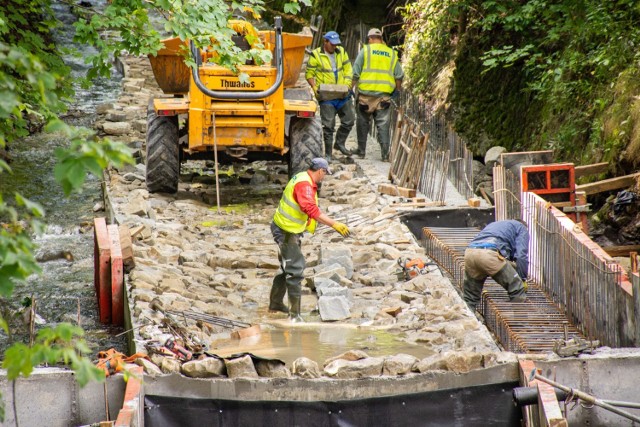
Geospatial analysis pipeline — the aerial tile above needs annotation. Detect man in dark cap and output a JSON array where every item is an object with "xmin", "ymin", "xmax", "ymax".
[
  {"xmin": 305, "ymin": 30, "xmax": 356, "ymax": 160},
  {"xmin": 270, "ymin": 157, "xmax": 351, "ymax": 322}
]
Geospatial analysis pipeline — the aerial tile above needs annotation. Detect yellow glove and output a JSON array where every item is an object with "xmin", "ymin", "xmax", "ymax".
[
  {"xmin": 522, "ymin": 280, "xmax": 528, "ymax": 293},
  {"xmin": 332, "ymin": 222, "xmax": 350, "ymax": 237}
]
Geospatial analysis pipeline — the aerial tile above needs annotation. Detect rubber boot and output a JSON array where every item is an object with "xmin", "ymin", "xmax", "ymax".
[
  {"xmin": 324, "ymin": 140, "xmax": 332, "ymax": 161},
  {"xmin": 463, "ymin": 273, "xmax": 486, "ymax": 312},
  {"xmin": 334, "ymin": 143, "xmax": 352, "ymax": 155},
  {"xmin": 288, "ymin": 294, "xmax": 304, "ymax": 323},
  {"xmin": 269, "ymin": 269, "xmax": 289, "ymax": 313},
  {"xmin": 492, "ymin": 264, "xmax": 527, "ymax": 302},
  {"xmin": 381, "ymin": 143, "xmax": 390, "ymax": 161}
]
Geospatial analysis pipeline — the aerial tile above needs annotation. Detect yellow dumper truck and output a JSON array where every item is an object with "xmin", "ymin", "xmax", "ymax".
[{"xmin": 146, "ymin": 17, "xmax": 321, "ymax": 193}]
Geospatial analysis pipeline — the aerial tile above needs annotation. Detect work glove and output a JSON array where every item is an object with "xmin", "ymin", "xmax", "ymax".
[
  {"xmin": 332, "ymin": 222, "xmax": 351, "ymax": 237},
  {"xmin": 522, "ymin": 279, "xmax": 528, "ymax": 293},
  {"xmin": 391, "ymin": 89, "xmax": 400, "ymax": 101}
]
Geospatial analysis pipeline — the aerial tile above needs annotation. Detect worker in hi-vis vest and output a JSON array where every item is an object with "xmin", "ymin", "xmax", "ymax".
[
  {"xmin": 270, "ymin": 158, "xmax": 350, "ymax": 322},
  {"xmin": 351, "ymin": 28, "xmax": 404, "ymax": 161},
  {"xmin": 306, "ymin": 31, "xmax": 356, "ymax": 160}
]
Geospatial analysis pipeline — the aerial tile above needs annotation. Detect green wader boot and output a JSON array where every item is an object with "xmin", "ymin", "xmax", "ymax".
[
  {"xmin": 288, "ymin": 294, "xmax": 304, "ymax": 323},
  {"xmin": 492, "ymin": 263, "xmax": 527, "ymax": 302},
  {"xmin": 463, "ymin": 273, "xmax": 486, "ymax": 312}
]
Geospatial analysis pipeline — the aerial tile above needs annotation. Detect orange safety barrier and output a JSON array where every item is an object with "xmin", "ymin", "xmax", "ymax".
[
  {"xmin": 93, "ymin": 218, "xmax": 125, "ymax": 326},
  {"xmin": 107, "ymin": 224, "xmax": 124, "ymax": 326},
  {"xmin": 94, "ymin": 217, "xmax": 112, "ymax": 324}
]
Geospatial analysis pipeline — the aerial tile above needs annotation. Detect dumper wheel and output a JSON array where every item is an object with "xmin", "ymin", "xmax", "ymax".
[
  {"xmin": 146, "ymin": 101, "xmax": 179, "ymax": 193},
  {"xmin": 288, "ymin": 116, "xmax": 323, "ymax": 177}
]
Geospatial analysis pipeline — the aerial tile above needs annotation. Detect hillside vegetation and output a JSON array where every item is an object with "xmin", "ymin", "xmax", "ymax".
[{"xmin": 402, "ymin": 0, "xmax": 640, "ymax": 174}]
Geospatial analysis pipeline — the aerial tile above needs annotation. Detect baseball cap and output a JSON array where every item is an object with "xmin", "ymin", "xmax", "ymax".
[
  {"xmin": 323, "ymin": 31, "xmax": 342, "ymax": 45},
  {"xmin": 310, "ymin": 157, "xmax": 333, "ymax": 175},
  {"xmin": 367, "ymin": 28, "xmax": 382, "ymax": 37}
]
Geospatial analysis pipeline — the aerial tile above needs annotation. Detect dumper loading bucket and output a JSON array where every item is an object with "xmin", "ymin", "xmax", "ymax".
[
  {"xmin": 260, "ymin": 31, "xmax": 313, "ymax": 88},
  {"xmin": 148, "ymin": 37, "xmax": 191, "ymax": 94},
  {"xmin": 148, "ymin": 29, "xmax": 313, "ymax": 95}
]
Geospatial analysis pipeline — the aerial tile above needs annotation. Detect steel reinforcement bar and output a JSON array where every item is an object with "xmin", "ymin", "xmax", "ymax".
[
  {"xmin": 390, "ymin": 93, "xmax": 474, "ymax": 201},
  {"xmin": 494, "ymin": 165, "xmax": 639, "ymax": 347},
  {"xmin": 422, "ymin": 226, "xmax": 586, "ymax": 353}
]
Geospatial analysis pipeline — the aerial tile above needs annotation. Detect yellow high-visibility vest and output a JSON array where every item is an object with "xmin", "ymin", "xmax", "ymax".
[
  {"xmin": 305, "ymin": 47, "xmax": 353, "ymax": 86},
  {"xmin": 273, "ymin": 171, "xmax": 318, "ymax": 234},
  {"xmin": 358, "ymin": 43, "xmax": 398, "ymax": 94}
]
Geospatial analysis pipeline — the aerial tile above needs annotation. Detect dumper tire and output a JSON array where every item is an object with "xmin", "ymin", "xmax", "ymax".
[
  {"xmin": 146, "ymin": 101, "xmax": 179, "ymax": 193},
  {"xmin": 288, "ymin": 116, "xmax": 323, "ymax": 177}
]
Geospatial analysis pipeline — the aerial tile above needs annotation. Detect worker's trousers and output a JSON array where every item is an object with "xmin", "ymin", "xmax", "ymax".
[
  {"xmin": 270, "ymin": 222, "xmax": 305, "ymax": 312},
  {"xmin": 320, "ymin": 100, "xmax": 355, "ymax": 157},
  {"xmin": 356, "ymin": 101, "xmax": 391, "ymax": 159},
  {"xmin": 463, "ymin": 248, "xmax": 526, "ymax": 311}
]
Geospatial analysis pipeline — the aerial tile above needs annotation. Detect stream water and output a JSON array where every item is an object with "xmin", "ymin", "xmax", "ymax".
[{"xmin": 0, "ymin": 1, "xmax": 127, "ymax": 355}]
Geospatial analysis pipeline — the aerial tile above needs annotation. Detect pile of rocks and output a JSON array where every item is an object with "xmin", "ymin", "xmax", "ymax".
[
  {"xmin": 138, "ymin": 347, "xmax": 516, "ymax": 380},
  {"xmin": 96, "ymin": 54, "xmax": 508, "ymax": 380}
]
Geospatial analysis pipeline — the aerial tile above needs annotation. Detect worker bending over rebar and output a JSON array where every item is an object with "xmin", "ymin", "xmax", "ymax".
[{"xmin": 463, "ymin": 219, "xmax": 529, "ymax": 311}]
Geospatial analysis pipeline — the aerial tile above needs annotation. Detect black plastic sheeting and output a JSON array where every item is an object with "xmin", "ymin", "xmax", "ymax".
[
  {"xmin": 400, "ymin": 207, "xmax": 495, "ymax": 243},
  {"xmin": 145, "ymin": 381, "xmax": 521, "ymax": 427}
]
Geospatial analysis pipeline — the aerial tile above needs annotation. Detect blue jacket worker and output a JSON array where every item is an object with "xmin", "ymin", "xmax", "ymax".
[{"xmin": 463, "ymin": 220, "xmax": 529, "ymax": 311}]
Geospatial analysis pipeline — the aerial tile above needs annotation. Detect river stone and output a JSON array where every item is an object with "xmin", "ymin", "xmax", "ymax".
[
  {"xmin": 178, "ymin": 250, "xmax": 209, "ymax": 265},
  {"xmin": 324, "ymin": 357, "xmax": 384, "ymax": 378},
  {"xmin": 444, "ymin": 351, "xmax": 484, "ymax": 374},
  {"xmin": 382, "ymin": 353, "xmax": 419, "ymax": 376},
  {"xmin": 105, "ymin": 109, "xmax": 127, "ymax": 122},
  {"xmin": 160, "ymin": 357, "xmax": 182, "ymax": 374},
  {"xmin": 181, "ymin": 357, "xmax": 226, "ymax": 378},
  {"xmin": 225, "ymin": 355, "xmax": 259, "ymax": 378},
  {"xmin": 323, "ymin": 350, "xmax": 369, "ymax": 366},
  {"xmin": 415, "ymin": 354, "xmax": 447, "ymax": 373},
  {"xmin": 102, "ymin": 121, "xmax": 131, "ymax": 135},
  {"xmin": 318, "ymin": 295, "xmax": 350, "ymax": 321},
  {"xmin": 314, "ymin": 263, "xmax": 347, "ymax": 280},
  {"xmin": 291, "ymin": 357, "xmax": 321, "ymax": 379},
  {"xmin": 136, "ymin": 358, "xmax": 163, "ymax": 376},
  {"xmin": 255, "ymin": 359, "xmax": 291, "ymax": 378},
  {"xmin": 96, "ymin": 102, "xmax": 115, "ymax": 114},
  {"xmin": 483, "ymin": 351, "xmax": 518, "ymax": 367},
  {"xmin": 484, "ymin": 146, "xmax": 507, "ymax": 167}
]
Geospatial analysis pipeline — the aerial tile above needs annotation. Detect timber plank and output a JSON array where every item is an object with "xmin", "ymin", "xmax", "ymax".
[
  {"xmin": 576, "ymin": 172, "xmax": 640, "ymax": 195},
  {"xmin": 574, "ymin": 162, "xmax": 608, "ymax": 178},
  {"xmin": 603, "ymin": 245, "xmax": 640, "ymax": 258}
]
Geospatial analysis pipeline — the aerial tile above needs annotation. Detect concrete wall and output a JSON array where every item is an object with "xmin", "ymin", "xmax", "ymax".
[
  {"xmin": 143, "ymin": 363, "xmax": 519, "ymax": 401},
  {"xmin": 536, "ymin": 351, "xmax": 640, "ymax": 426},
  {"xmin": 3, "ymin": 351, "xmax": 640, "ymax": 426},
  {"xmin": 0, "ymin": 368, "xmax": 125, "ymax": 427}
]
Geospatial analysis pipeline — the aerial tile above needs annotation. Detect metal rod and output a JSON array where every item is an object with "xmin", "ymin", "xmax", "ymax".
[{"xmin": 532, "ymin": 372, "xmax": 640, "ymax": 423}]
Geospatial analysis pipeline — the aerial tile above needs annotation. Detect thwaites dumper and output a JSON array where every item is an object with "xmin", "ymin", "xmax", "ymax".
[{"xmin": 146, "ymin": 17, "xmax": 322, "ymax": 193}]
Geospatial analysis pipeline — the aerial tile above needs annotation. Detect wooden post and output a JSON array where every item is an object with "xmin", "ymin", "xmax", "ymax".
[
  {"xmin": 108, "ymin": 224, "xmax": 124, "ymax": 326},
  {"xmin": 94, "ymin": 218, "xmax": 112, "ymax": 324}
]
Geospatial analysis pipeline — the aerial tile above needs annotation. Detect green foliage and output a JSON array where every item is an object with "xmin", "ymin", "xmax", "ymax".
[
  {"xmin": 49, "ymin": 120, "xmax": 134, "ymax": 195},
  {"xmin": 0, "ymin": 1, "xmax": 308, "ymax": 421},
  {"xmin": 402, "ymin": 0, "xmax": 640, "ymax": 167},
  {"xmin": 3, "ymin": 323, "xmax": 105, "ymax": 386},
  {"xmin": 72, "ymin": 0, "xmax": 308, "ymax": 80}
]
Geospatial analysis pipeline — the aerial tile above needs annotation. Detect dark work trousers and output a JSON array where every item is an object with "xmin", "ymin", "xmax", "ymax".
[
  {"xmin": 320, "ymin": 99, "xmax": 355, "ymax": 157},
  {"xmin": 463, "ymin": 248, "xmax": 526, "ymax": 311},
  {"xmin": 270, "ymin": 222, "xmax": 305, "ymax": 309},
  {"xmin": 355, "ymin": 101, "xmax": 392, "ymax": 158}
]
